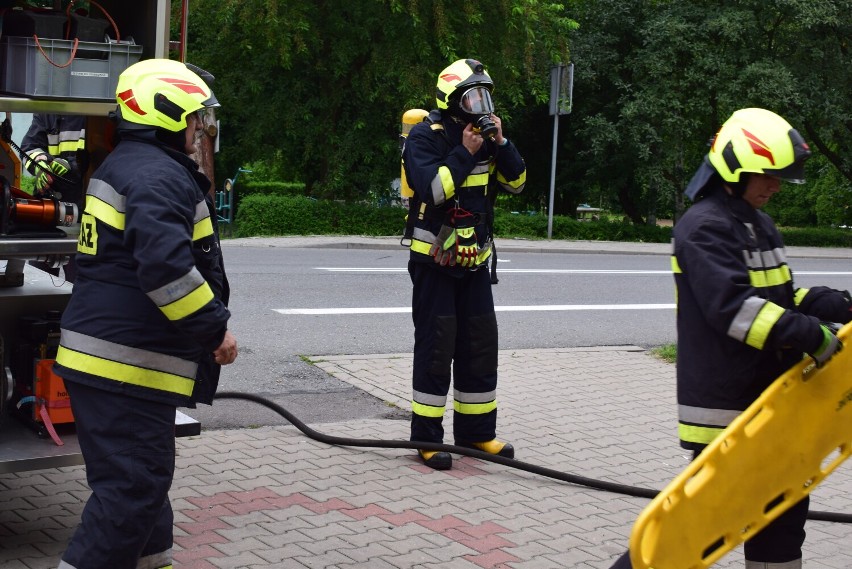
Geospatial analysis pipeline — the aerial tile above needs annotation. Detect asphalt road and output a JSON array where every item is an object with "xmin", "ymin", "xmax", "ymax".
[{"xmin": 186, "ymin": 243, "xmax": 852, "ymax": 430}]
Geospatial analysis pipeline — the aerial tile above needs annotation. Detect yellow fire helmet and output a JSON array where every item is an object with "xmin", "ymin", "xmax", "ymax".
[
  {"xmin": 115, "ymin": 59, "xmax": 220, "ymax": 132},
  {"xmin": 708, "ymin": 107, "xmax": 811, "ymax": 184},
  {"xmin": 435, "ymin": 59, "xmax": 494, "ymax": 114}
]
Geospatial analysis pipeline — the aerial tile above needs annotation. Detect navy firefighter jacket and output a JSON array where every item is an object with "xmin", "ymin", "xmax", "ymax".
[
  {"xmin": 54, "ymin": 131, "xmax": 231, "ymax": 407},
  {"xmin": 672, "ymin": 183, "xmax": 852, "ymax": 450},
  {"xmin": 402, "ymin": 110, "xmax": 526, "ymax": 275}
]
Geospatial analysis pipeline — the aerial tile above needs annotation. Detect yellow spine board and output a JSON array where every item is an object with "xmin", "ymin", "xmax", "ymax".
[
  {"xmin": 629, "ymin": 322, "xmax": 852, "ymax": 569},
  {"xmin": 400, "ymin": 109, "xmax": 429, "ymax": 198}
]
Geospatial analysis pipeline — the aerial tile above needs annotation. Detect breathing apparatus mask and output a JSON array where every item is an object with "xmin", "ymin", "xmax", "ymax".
[{"xmin": 456, "ymin": 86, "xmax": 497, "ymax": 139}]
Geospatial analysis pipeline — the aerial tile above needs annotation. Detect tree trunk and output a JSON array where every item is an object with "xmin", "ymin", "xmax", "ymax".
[{"xmin": 617, "ymin": 178, "xmax": 644, "ymax": 224}]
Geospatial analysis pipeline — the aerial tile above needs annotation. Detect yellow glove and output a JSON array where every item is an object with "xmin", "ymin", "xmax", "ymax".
[
  {"xmin": 452, "ymin": 209, "xmax": 479, "ymax": 267},
  {"xmin": 34, "ymin": 157, "xmax": 70, "ymax": 196},
  {"xmin": 456, "ymin": 226, "xmax": 478, "ymax": 267}
]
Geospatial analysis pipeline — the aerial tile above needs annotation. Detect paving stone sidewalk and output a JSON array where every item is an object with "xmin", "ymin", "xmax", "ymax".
[{"xmin": 1, "ymin": 347, "xmax": 850, "ymax": 568}]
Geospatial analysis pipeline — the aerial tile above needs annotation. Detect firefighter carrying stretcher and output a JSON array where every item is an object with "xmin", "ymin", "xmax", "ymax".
[{"xmin": 610, "ymin": 108, "xmax": 852, "ymax": 569}]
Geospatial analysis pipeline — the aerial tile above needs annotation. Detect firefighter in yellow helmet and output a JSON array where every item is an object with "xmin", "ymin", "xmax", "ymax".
[
  {"xmin": 609, "ymin": 108, "xmax": 852, "ymax": 569},
  {"xmin": 54, "ymin": 59, "xmax": 237, "ymax": 569},
  {"xmin": 402, "ymin": 59, "xmax": 526, "ymax": 469}
]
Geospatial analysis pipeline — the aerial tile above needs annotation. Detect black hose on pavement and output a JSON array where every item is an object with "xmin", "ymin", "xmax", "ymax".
[{"xmin": 213, "ymin": 391, "xmax": 851, "ymax": 524}]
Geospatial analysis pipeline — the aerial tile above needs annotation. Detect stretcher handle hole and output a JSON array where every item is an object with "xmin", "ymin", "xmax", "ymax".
[
  {"xmin": 764, "ymin": 492, "xmax": 786, "ymax": 515},
  {"xmin": 702, "ymin": 536, "xmax": 726, "ymax": 562}
]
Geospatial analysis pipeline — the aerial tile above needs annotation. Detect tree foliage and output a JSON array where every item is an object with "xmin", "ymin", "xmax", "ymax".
[
  {"xmin": 186, "ymin": 0, "xmax": 576, "ymax": 200},
  {"xmin": 562, "ymin": 0, "xmax": 852, "ymax": 223},
  {"xmin": 186, "ymin": 0, "xmax": 851, "ymax": 227}
]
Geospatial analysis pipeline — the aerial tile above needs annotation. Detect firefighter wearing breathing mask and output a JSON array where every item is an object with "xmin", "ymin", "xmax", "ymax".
[{"xmin": 402, "ymin": 58, "xmax": 526, "ymax": 470}]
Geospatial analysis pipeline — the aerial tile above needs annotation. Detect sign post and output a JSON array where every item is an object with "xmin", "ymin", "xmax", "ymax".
[{"xmin": 547, "ymin": 63, "xmax": 573, "ymax": 239}]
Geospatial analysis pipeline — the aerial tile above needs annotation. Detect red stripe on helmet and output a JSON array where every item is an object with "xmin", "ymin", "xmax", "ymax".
[
  {"xmin": 117, "ymin": 89, "xmax": 146, "ymax": 116},
  {"xmin": 440, "ymin": 73, "xmax": 462, "ymax": 82},
  {"xmin": 159, "ymin": 77, "xmax": 207, "ymax": 96},
  {"xmin": 742, "ymin": 128, "xmax": 775, "ymax": 165}
]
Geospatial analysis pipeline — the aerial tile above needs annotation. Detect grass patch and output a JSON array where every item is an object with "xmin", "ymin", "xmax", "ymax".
[{"xmin": 651, "ymin": 344, "xmax": 676, "ymax": 363}]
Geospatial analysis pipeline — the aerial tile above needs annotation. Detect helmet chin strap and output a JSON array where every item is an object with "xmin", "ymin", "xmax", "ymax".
[
  {"xmin": 726, "ymin": 173, "xmax": 750, "ymax": 197},
  {"xmin": 155, "ymin": 128, "xmax": 188, "ymax": 153}
]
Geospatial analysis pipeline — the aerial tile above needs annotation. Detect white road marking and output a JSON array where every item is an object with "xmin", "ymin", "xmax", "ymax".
[
  {"xmin": 274, "ymin": 304, "xmax": 675, "ymax": 315},
  {"xmin": 314, "ymin": 268, "xmax": 852, "ymax": 276},
  {"xmin": 315, "ymin": 267, "xmax": 671, "ymax": 274}
]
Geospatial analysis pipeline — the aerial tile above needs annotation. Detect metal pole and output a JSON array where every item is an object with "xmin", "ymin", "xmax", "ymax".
[{"xmin": 547, "ymin": 113, "xmax": 559, "ymax": 239}]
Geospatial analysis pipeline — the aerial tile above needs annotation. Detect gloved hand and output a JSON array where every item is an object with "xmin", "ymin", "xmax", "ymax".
[
  {"xmin": 429, "ymin": 224, "xmax": 457, "ymax": 266},
  {"xmin": 34, "ymin": 156, "xmax": 70, "ymax": 196},
  {"xmin": 453, "ymin": 209, "xmax": 478, "ymax": 267},
  {"xmin": 808, "ymin": 324, "xmax": 843, "ymax": 368}
]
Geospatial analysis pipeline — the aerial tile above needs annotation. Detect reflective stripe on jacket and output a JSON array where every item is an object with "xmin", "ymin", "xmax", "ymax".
[
  {"xmin": 20, "ymin": 114, "xmax": 87, "ymax": 172},
  {"xmin": 54, "ymin": 133, "xmax": 230, "ymax": 406},
  {"xmin": 672, "ymin": 184, "xmax": 851, "ymax": 449}
]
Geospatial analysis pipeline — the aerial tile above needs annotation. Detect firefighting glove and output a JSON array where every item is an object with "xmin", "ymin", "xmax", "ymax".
[
  {"xmin": 453, "ymin": 209, "xmax": 478, "ymax": 268},
  {"xmin": 429, "ymin": 224, "xmax": 457, "ymax": 266},
  {"xmin": 808, "ymin": 324, "xmax": 843, "ymax": 368},
  {"xmin": 34, "ymin": 157, "xmax": 70, "ymax": 196}
]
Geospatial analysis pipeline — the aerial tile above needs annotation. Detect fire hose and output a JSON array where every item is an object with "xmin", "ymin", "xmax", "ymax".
[{"xmin": 213, "ymin": 391, "xmax": 851, "ymax": 524}]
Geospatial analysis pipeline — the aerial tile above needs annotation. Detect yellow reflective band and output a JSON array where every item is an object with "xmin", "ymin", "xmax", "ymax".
[
  {"xmin": 77, "ymin": 213, "xmax": 98, "ymax": 255},
  {"xmin": 453, "ymin": 400, "xmax": 497, "ymax": 415},
  {"xmin": 85, "ymin": 195, "xmax": 126, "ymax": 230},
  {"xmin": 670, "ymin": 256, "xmax": 682, "ymax": 274},
  {"xmin": 410, "ymin": 239, "xmax": 432, "ymax": 256},
  {"xmin": 192, "ymin": 216, "xmax": 214, "ymax": 241},
  {"xmin": 160, "ymin": 282, "xmax": 214, "ymax": 321},
  {"xmin": 461, "ymin": 173, "xmax": 490, "ymax": 187},
  {"xmin": 438, "ymin": 166, "xmax": 455, "ymax": 201},
  {"xmin": 54, "ymin": 139, "xmax": 86, "ymax": 153},
  {"xmin": 678, "ymin": 422, "xmax": 724, "ymax": 445},
  {"xmin": 744, "ymin": 301, "xmax": 785, "ymax": 349},
  {"xmin": 748, "ymin": 265, "xmax": 791, "ymax": 288},
  {"xmin": 56, "ymin": 346, "xmax": 194, "ymax": 397},
  {"xmin": 794, "ymin": 288, "xmax": 809, "ymax": 306},
  {"xmin": 496, "ymin": 169, "xmax": 526, "ymax": 190},
  {"xmin": 412, "ymin": 401, "xmax": 446, "ymax": 418}
]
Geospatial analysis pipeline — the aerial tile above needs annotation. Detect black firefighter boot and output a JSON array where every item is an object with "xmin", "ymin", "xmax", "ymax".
[{"xmin": 418, "ymin": 450, "xmax": 453, "ymax": 470}]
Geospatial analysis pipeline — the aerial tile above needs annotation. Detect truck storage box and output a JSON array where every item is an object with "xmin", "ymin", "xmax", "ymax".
[
  {"xmin": 1, "ymin": 9, "xmax": 68, "ymax": 39},
  {"xmin": 1, "ymin": 36, "xmax": 142, "ymax": 100}
]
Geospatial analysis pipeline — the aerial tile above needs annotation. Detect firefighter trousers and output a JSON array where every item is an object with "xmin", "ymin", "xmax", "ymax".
[
  {"xmin": 59, "ymin": 380, "xmax": 175, "ymax": 569},
  {"xmin": 408, "ymin": 260, "xmax": 499, "ymax": 444}
]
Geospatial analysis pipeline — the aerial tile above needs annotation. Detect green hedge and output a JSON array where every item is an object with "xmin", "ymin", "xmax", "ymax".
[
  {"xmin": 234, "ymin": 194, "xmax": 852, "ymax": 247},
  {"xmin": 494, "ymin": 211, "xmax": 672, "ymax": 242},
  {"xmin": 776, "ymin": 226, "xmax": 852, "ymax": 248},
  {"xmin": 239, "ymin": 181, "xmax": 306, "ymax": 197},
  {"xmin": 235, "ymin": 195, "xmax": 404, "ymax": 236}
]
